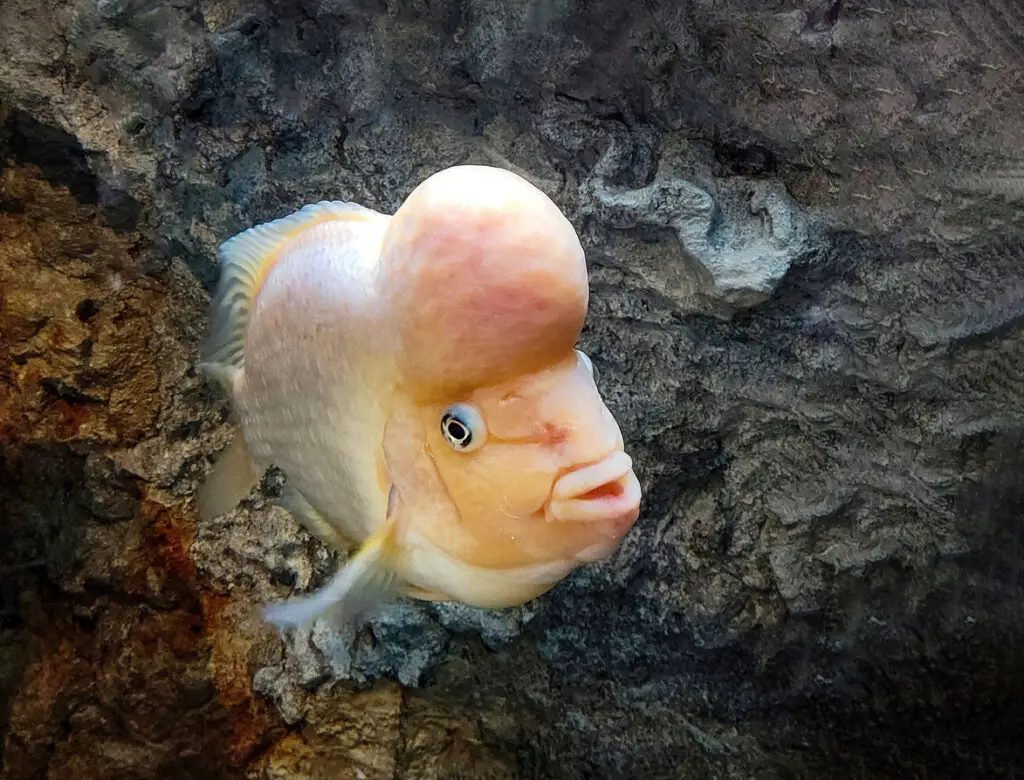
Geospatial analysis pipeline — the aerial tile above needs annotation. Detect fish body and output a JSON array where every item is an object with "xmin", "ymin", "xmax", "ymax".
[{"xmin": 197, "ymin": 165, "xmax": 642, "ymax": 630}]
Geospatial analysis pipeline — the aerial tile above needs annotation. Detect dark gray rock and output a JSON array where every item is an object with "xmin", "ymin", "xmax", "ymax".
[{"xmin": 3, "ymin": 0, "xmax": 1024, "ymax": 778}]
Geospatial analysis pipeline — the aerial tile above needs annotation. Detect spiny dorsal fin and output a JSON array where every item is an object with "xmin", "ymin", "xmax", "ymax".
[{"xmin": 198, "ymin": 200, "xmax": 384, "ymax": 377}]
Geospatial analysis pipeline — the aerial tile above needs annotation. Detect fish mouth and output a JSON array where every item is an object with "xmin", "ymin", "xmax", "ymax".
[{"xmin": 547, "ymin": 451, "xmax": 642, "ymax": 532}]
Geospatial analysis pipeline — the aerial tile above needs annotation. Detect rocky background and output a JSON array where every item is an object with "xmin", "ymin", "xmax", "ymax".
[{"xmin": 2, "ymin": 0, "xmax": 1024, "ymax": 777}]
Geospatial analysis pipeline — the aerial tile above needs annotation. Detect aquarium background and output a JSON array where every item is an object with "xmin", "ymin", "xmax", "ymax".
[{"xmin": 2, "ymin": 0, "xmax": 1024, "ymax": 777}]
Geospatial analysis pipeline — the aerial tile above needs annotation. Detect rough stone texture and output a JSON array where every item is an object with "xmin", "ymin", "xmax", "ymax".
[{"xmin": 3, "ymin": 0, "xmax": 1024, "ymax": 778}]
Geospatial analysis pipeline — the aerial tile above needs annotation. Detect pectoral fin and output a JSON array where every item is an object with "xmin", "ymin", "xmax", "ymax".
[{"xmin": 262, "ymin": 496, "xmax": 402, "ymax": 631}]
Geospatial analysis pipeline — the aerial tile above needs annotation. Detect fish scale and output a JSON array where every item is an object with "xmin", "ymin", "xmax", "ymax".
[{"xmin": 240, "ymin": 217, "xmax": 393, "ymax": 546}]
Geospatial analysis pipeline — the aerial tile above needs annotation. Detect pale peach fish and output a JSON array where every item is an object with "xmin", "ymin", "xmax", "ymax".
[{"xmin": 196, "ymin": 164, "xmax": 642, "ymax": 630}]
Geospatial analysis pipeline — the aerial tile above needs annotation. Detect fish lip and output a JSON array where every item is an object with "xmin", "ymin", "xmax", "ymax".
[
  {"xmin": 551, "ymin": 451, "xmax": 633, "ymax": 501},
  {"xmin": 547, "ymin": 455, "xmax": 642, "ymax": 528}
]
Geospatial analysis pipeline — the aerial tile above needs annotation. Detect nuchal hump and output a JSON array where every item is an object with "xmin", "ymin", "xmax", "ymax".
[{"xmin": 377, "ymin": 164, "xmax": 590, "ymax": 399}]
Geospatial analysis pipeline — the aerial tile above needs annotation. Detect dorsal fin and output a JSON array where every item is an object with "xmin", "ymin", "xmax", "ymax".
[{"xmin": 197, "ymin": 200, "xmax": 383, "ymax": 379}]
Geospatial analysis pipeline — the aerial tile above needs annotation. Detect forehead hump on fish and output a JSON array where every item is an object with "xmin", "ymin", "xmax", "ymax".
[{"xmin": 379, "ymin": 166, "xmax": 589, "ymax": 393}]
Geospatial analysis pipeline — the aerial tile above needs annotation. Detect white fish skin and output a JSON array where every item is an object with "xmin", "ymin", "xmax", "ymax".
[
  {"xmin": 198, "ymin": 201, "xmax": 403, "ymax": 630},
  {"xmin": 237, "ymin": 215, "xmax": 396, "ymax": 546}
]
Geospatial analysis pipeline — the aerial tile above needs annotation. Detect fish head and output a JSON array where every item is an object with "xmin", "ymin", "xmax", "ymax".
[
  {"xmin": 411, "ymin": 348, "xmax": 642, "ymax": 566},
  {"xmin": 378, "ymin": 164, "xmax": 640, "ymax": 573}
]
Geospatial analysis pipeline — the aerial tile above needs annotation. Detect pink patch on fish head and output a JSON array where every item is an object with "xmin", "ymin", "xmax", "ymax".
[{"xmin": 379, "ymin": 165, "xmax": 589, "ymax": 396}]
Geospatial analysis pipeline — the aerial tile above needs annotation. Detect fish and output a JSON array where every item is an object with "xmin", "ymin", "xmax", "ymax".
[{"xmin": 195, "ymin": 164, "xmax": 642, "ymax": 631}]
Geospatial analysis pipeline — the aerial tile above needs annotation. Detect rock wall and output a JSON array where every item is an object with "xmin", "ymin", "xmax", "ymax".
[{"xmin": 3, "ymin": 0, "xmax": 1024, "ymax": 777}]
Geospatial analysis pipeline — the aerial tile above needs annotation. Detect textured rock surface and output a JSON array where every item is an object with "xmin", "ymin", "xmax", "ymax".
[{"xmin": 3, "ymin": 0, "xmax": 1024, "ymax": 778}]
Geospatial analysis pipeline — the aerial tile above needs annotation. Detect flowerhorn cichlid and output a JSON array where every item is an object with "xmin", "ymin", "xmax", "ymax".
[{"xmin": 195, "ymin": 164, "xmax": 642, "ymax": 631}]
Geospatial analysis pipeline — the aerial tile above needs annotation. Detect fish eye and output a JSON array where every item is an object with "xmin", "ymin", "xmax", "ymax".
[
  {"xmin": 440, "ymin": 403, "xmax": 487, "ymax": 452},
  {"xmin": 576, "ymin": 349, "xmax": 599, "ymax": 383}
]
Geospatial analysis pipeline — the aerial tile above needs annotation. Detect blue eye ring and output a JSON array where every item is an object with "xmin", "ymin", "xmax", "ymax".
[
  {"xmin": 576, "ymin": 348, "xmax": 599, "ymax": 383},
  {"xmin": 440, "ymin": 403, "xmax": 487, "ymax": 452}
]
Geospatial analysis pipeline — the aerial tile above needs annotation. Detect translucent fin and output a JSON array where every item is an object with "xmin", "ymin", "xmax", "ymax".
[
  {"xmin": 198, "ymin": 200, "xmax": 384, "ymax": 374},
  {"xmin": 277, "ymin": 481, "xmax": 353, "ymax": 551},
  {"xmin": 262, "ymin": 519, "xmax": 401, "ymax": 630},
  {"xmin": 197, "ymin": 430, "xmax": 264, "ymax": 522}
]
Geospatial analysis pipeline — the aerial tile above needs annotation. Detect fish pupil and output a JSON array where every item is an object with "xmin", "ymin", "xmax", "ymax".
[{"xmin": 443, "ymin": 415, "xmax": 471, "ymax": 446}]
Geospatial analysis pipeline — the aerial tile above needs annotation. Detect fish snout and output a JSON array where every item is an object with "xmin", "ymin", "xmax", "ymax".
[{"xmin": 547, "ymin": 451, "xmax": 642, "ymax": 536}]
